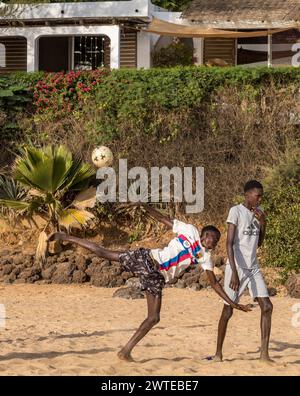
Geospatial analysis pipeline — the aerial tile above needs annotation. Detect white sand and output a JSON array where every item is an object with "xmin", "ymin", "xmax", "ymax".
[{"xmin": 0, "ymin": 284, "xmax": 299, "ymax": 376}]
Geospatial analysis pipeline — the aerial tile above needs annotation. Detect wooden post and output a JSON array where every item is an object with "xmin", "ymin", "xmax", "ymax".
[{"xmin": 268, "ymin": 33, "xmax": 272, "ymax": 67}]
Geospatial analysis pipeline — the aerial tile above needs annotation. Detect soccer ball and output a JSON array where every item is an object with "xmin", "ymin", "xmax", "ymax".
[{"xmin": 91, "ymin": 146, "xmax": 114, "ymax": 168}]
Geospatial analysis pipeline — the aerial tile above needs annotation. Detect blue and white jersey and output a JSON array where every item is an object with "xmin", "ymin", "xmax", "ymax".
[{"xmin": 150, "ymin": 219, "xmax": 214, "ymax": 283}]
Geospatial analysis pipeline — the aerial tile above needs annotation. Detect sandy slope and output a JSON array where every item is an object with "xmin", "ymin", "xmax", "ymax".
[{"xmin": 0, "ymin": 284, "xmax": 299, "ymax": 376}]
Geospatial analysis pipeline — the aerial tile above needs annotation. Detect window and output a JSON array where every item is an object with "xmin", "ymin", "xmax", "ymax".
[{"xmin": 74, "ymin": 36, "xmax": 106, "ymax": 70}]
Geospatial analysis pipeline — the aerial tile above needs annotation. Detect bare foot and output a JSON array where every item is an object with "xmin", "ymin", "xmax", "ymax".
[
  {"xmin": 213, "ymin": 354, "xmax": 223, "ymax": 362},
  {"xmin": 202, "ymin": 354, "xmax": 223, "ymax": 363},
  {"xmin": 259, "ymin": 356, "xmax": 276, "ymax": 365},
  {"xmin": 117, "ymin": 350, "xmax": 134, "ymax": 362}
]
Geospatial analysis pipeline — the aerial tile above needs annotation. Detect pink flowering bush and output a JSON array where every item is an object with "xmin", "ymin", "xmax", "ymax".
[{"xmin": 31, "ymin": 68, "xmax": 110, "ymax": 115}]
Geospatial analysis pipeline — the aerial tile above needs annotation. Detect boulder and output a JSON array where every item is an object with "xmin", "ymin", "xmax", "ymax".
[
  {"xmin": 20, "ymin": 266, "xmax": 41, "ymax": 280},
  {"xmin": 185, "ymin": 274, "xmax": 200, "ymax": 287},
  {"xmin": 121, "ymin": 271, "xmax": 134, "ymax": 281},
  {"xmin": 1, "ymin": 264, "xmax": 13, "ymax": 275},
  {"xmin": 0, "ymin": 249, "xmax": 10, "ymax": 257},
  {"xmin": 285, "ymin": 275, "xmax": 300, "ymax": 298},
  {"xmin": 198, "ymin": 271, "xmax": 211, "ymax": 288},
  {"xmin": 189, "ymin": 283, "xmax": 201, "ymax": 291},
  {"xmin": 75, "ymin": 256, "xmax": 87, "ymax": 272},
  {"xmin": 12, "ymin": 255, "xmax": 25, "ymax": 266},
  {"xmin": 174, "ymin": 279, "xmax": 186, "ymax": 289},
  {"xmin": 51, "ymin": 262, "xmax": 75, "ymax": 284},
  {"xmin": 72, "ymin": 270, "xmax": 88, "ymax": 283},
  {"xmin": 41, "ymin": 266, "xmax": 56, "ymax": 280},
  {"xmin": 113, "ymin": 287, "xmax": 145, "ymax": 299},
  {"xmin": 125, "ymin": 277, "xmax": 142, "ymax": 290}
]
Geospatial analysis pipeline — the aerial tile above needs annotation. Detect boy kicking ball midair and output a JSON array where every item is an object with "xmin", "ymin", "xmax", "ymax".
[
  {"xmin": 212, "ymin": 180, "xmax": 273, "ymax": 363},
  {"xmin": 48, "ymin": 203, "xmax": 251, "ymax": 362}
]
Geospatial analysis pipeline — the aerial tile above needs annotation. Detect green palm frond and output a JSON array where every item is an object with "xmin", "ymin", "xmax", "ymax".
[
  {"xmin": 0, "ymin": 198, "xmax": 43, "ymax": 215},
  {"xmin": 0, "ymin": 174, "xmax": 27, "ymax": 201},
  {"xmin": 13, "ymin": 145, "xmax": 94, "ymax": 194}
]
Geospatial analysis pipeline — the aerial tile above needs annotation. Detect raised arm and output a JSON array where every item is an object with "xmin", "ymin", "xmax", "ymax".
[
  {"xmin": 205, "ymin": 270, "xmax": 251, "ymax": 312},
  {"xmin": 137, "ymin": 203, "xmax": 174, "ymax": 229}
]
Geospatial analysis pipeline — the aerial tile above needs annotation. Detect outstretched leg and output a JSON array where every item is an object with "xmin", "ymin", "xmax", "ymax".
[
  {"xmin": 48, "ymin": 232, "xmax": 125, "ymax": 262},
  {"xmin": 256, "ymin": 297, "xmax": 273, "ymax": 362},
  {"xmin": 118, "ymin": 291, "xmax": 162, "ymax": 362},
  {"xmin": 214, "ymin": 304, "xmax": 233, "ymax": 361}
]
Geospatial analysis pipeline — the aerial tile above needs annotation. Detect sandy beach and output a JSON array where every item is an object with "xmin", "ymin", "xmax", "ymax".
[{"xmin": 0, "ymin": 284, "xmax": 299, "ymax": 376}]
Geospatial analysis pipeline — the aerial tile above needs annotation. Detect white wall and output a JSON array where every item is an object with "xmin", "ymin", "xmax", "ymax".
[{"xmin": 0, "ymin": 25, "xmax": 121, "ymax": 70}]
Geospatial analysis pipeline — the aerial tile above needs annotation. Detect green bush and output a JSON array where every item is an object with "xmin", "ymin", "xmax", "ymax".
[{"xmin": 262, "ymin": 147, "xmax": 300, "ymax": 278}]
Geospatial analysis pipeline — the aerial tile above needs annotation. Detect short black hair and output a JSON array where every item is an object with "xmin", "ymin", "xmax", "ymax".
[
  {"xmin": 201, "ymin": 225, "xmax": 221, "ymax": 240},
  {"xmin": 244, "ymin": 180, "xmax": 263, "ymax": 193}
]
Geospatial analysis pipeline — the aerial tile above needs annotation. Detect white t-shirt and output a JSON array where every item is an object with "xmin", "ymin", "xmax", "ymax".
[
  {"xmin": 226, "ymin": 204, "xmax": 262, "ymax": 269},
  {"xmin": 150, "ymin": 219, "xmax": 214, "ymax": 283}
]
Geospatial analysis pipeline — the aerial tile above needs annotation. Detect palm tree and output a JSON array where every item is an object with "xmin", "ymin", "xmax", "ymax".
[{"xmin": 0, "ymin": 145, "xmax": 96, "ymax": 262}]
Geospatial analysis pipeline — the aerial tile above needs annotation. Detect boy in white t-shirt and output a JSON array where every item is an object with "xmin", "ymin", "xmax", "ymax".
[
  {"xmin": 48, "ymin": 203, "xmax": 251, "ymax": 362},
  {"xmin": 211, "ymin": 180, "xmax": 273, "ymax": 363}
]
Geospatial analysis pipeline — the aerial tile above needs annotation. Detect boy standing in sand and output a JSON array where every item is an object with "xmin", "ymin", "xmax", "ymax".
[
  {"xmin": 49, "ymin": 203, "xmax": 251, "ymax": 362},
  {"xmin": 212, "ymin": 180, "xmax": 273, "ymax": 363}
]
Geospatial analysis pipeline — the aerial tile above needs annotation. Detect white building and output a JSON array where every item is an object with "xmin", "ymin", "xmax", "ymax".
[
  {"xmin": 0, "ymin": 0, "xmax": 299, "ymax": 74},
  {"xmin": 0, "ymin": 0, "xmax": 184, "ymax": 73}
]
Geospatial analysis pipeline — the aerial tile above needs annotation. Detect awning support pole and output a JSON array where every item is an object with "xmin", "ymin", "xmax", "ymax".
[{"xmin": 268, "ymin": 33, "xmax": 273, "ymax": 67}]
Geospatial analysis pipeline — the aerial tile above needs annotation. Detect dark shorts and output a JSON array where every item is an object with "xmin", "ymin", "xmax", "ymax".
[{"xmin": 118, "ymin": 248, "xmax": 165, "ymax": 297}]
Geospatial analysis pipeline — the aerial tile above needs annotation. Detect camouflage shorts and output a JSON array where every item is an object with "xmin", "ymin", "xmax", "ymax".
[{"xmin": 118, "ymin": 248, "xmax": 165, "ymax": 297}]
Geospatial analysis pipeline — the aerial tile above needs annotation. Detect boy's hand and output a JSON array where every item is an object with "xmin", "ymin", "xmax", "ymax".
[
  {"xmin": 47, "ymin": 232, "xmax": 67, "ymax": 242},
  {"xmin": 230, "ymin": 272, "xmax": 240, "ymax": 291},
  {"xmin": 252, "ymin": 208, "xmax": 266, "ymax": 225}
]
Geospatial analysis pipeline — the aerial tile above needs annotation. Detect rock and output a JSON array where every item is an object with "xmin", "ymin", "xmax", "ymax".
[
  {"xmin": 12, "ymin": 255, "xmax": 24, "ymax": 266},
  {"xmin": 26, "ymin": 274, "xmax": 40, "ymax": 283},
  {"xmin": 113, "ymin": 287, "xmax": 145, "ymax": 299},
  {"xmin": 72, "ymin": 270, "xmax": 88, "ymax": 283},
  {"xmin": 11, "ymin": 267, "xmax": 21, "ymax": 276},
  {"xmin": 189, "ymin": 283, "xmax": 201, "ymax": 291},
  {"xmin": 14, "ymin": 278, "xmax": 26, "ymax": 284},
  {"xmin": 0, "ymin": 249, "xmax": 10, "ymax": 257},
  {"xmin": 75, "ymin": 256, "xmax": 87, "ymax": 272},
  {"xmin": 3, "ymin": 273, "xmax": 16, "ymax": 283},
  {"xmin": 20, "ymin": 266, "xmax": 41, "ymax": 280},
  {"xmin": 52, "ymin": 262, "xmax": 75, "ymax": 284},
  {"xmin": 285, "ymin": 275, "xmax": 300, "ymax": 298},
  {"xmin": 45, "ymin": 256, "xmax": 58, "ymax": 267},
  {"xmin": 0, "ymin": 258, "xmax": 13, "ymax": 266},
  {"xmin": 175, "ymin": 279, "xmax": 186, "ymax": 289},
  {"xmin": 185, "ymin": 274, "xmax": 200, "ymax": 287},
  {"xmin": 199, "ymin": 271, "xmax": 210, "ymax": 288},
  {"xmin": 90, "ymin": 273, "xmax": 112, "ymax": 287},
  {"xmin": 35, "ymin": 280, "xmax": 52, "ymax": 285},
  {"xmin": 2, "ymin": 264, "xmax": 13, "ymax": 275},
  {"xmin": 125, "ymin": 277, "xmax": 142, "ymax": 289},
  {"xmin": 121, "ymin": 271, "xmax": 134, "ymax": 281},
  {"xmin": 41, "ymin": 266, "xmax": 56, "ymax": 280},
  {"xmin": 268, "ymin": 287, "xmax": 277, "ymax": 297}
]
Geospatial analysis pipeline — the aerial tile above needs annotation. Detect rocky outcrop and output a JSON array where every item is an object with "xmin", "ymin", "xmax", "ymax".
[{"xmin": 0, "ymin": 250, "xmax": 229, "ymax": 298}]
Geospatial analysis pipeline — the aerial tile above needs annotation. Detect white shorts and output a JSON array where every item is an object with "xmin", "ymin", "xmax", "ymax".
[{"xmin": 223, "ymin": 264, "xmax": 269, "ymax": 305}]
